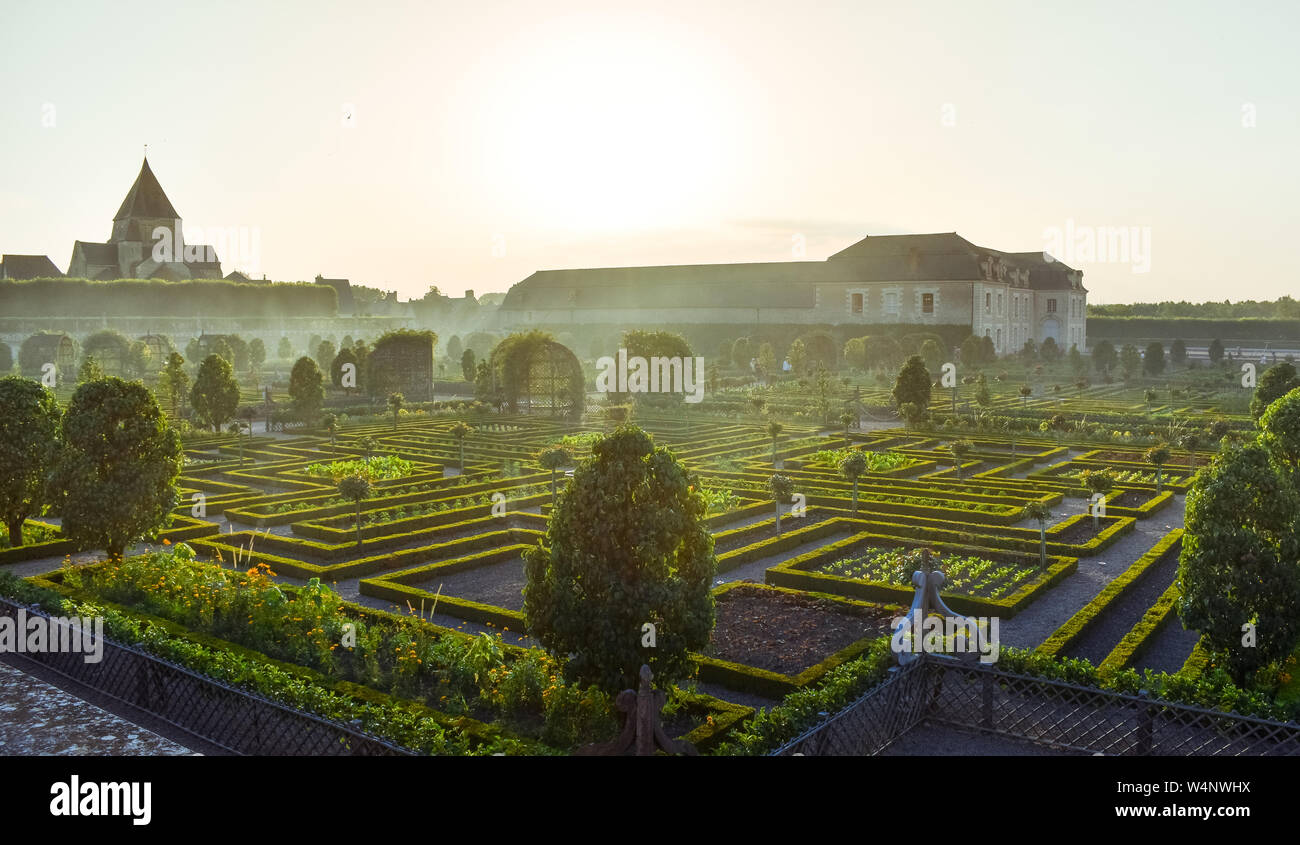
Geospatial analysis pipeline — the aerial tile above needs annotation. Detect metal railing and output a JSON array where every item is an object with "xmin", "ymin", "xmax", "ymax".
[
  {"xmin": 773, "ymin": 656, "xmax": 1300, "ymax": 756},
  {"xmin": 0, "ymin": 596, "xmax": 414, "ymax": 756}
]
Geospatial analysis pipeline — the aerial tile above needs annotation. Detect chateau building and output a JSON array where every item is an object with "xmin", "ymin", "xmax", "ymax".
[
  {"xmin": 497, "ymin": 233, "xmax": 1087, "ymax": 354},
  {"xmin": 67, "ymin": 158, "xmax": 222, "ymax": 281}
]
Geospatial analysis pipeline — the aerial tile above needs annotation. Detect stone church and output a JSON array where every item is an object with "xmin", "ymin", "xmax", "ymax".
[
  {"xmin": 496, "ymin": 232, "xmax": 1087, "ymax": 355},
  {"xmin": 67, "ymin": 158, "xmax": 223, "ymax": 281}
]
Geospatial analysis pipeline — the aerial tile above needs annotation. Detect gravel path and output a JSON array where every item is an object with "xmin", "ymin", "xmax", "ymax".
[
  {"xmin": 1132, "ymin": 617, "xmax": 1201, "ymax": 675},
  {"xmin": 716, "ymin": 530, "xmax": 855, "ymax": 587},
  {"xmin": 996, "ymin": 496, "xmax": 1185, "ymax": 651},
  {"xmin": 1060, "ymin": 549, "xmax": 1180, "ymax": 665}
]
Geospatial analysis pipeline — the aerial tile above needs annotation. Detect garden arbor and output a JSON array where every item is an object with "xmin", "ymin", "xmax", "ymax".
[{"xmin": 485, "ymin": 332, "xmax": 584, "ymax": 419}]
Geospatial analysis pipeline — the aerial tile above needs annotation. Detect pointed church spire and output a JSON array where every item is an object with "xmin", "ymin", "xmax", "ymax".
[{"xmin": 114, "ymin": 157, "xmax": 180, "ymax": 222}]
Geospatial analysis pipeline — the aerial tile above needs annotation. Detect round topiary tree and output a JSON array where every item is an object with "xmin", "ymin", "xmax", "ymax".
[
  {"xmin": 838, "ymin": 450, "xmax": 867, "ymax": 514},
  {"xmin": 290, "ymin": 356, "xmax": 325, "ymax": 424},
  {"xmin": 1022, "ymin": 502, "xmax": 1053, "ymax": 568},
  {"xmin": 537, "ymin": 445, "xmax": 573, "ymax": 507},
  {"xmin": 338, "ymin": 473, "xmax": 372, "ymax": 547},
  {"xmin": 523, "ymin": 426, "xmax": 715, "ymax": 694},
  {"xmin": 768, "ymin": 473, "xmax": 795, "ymax": 534}
]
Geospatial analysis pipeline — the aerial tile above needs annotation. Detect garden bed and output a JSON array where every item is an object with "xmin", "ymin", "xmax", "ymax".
[{"xmin": 705, "ymin": 584, "xmax": 894, "ymax": 676}]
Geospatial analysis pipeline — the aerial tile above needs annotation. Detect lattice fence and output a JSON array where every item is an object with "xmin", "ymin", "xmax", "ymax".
[
  {"xmin": 773, "ymin": 656, "xmax": 1300, "ymax": 757},
  {"xmin": 0, "ymin": 597, "xmax": 414, "ymax": 756}
]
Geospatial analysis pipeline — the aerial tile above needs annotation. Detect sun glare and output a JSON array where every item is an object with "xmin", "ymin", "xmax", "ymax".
[{"xmin": 475, "ymin": 20, "xmax": 738, "ymax": 233}]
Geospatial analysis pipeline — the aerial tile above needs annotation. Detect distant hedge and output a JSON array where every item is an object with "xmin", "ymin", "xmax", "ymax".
[
  {"xmin": 0, "ymin": 277, "xmax": 338, "ymax": 318},
  {"xmin": 1087, "ymin": 316, "xmax": 1300, "ymax": 343}
]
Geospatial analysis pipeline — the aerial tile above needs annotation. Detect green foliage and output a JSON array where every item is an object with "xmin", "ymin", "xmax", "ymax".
[
  {"xmin": 156, "ymin": 352, "xmax": 189, "ymax": 417},
  {"xmin": 190, "ymin": 353, "xmax": 239, "ymax": 432},
  {"xmin": 0, "ymin": 376, "xmax": 61, "ymax": 544},
  {"xmin": 523, "ymin": 426, "xmax": 716, "ymax": 694},
  {"xmin": 1180, "ymin": 440, "xmax": 1300, "ymax": 683},
  {"xmin": 1143, "ymin": 341, "xmax": 1166, "ymax": 376},
  {"xmin": 460, "ymin": 348, "xmax": 476, "ymax": 382},
  {"xmin": 306, "ymin": 455, "xmax": 413, "ymax": 481},
  {"xmin": 891, "ymin": 355, "xmax": 931, "ymax": 412},
  {"xmin": 290, "ymin": 356, "xmax": 325, "ymax": 423},
  {"xmin": 1251, "ymin": 362, "xmax": 1300, "ymax": 421},
  {"xmin": 52, "ymin": 378, "xmax": 182, "ymax": 557},
  {"xmin": 77, "ymin": 356, "xmax": 105, "ymax": 384}
]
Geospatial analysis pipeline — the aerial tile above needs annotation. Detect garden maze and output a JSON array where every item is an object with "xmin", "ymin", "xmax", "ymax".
[{"xmin": 1, "ymin": 406, "xmax": 1216, "ymax": 751}]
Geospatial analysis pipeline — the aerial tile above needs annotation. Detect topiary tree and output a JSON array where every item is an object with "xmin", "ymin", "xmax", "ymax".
[
  {"xmin": 277, "ymin": 336, "xmax": 293, "ymax": 360},
  {"xmin": 78, "ymin": 356, "xmax": 104, "ymax": 384},
  {"xmin": 1250, "ymin": 362, "xmax": 1300, "ymax": 422},
  {"xmin": 190, "ymin": 353, "xmax": 240, "ymax": 432},
  {"xmin": 769, "ymin": 473, "xmax": 795, "ymax": 534},
  {"xmin": 1170, "ymin": 338, "xmax": 1187, "ymax": 370},
  {"xmin": 948, "ymin": 439, "xmax": 973, "ymax": 480},
  {"xmin": 1208, "ymin": 338, "xmax": 1224, "ymax": 365},
  {"xmin": 839, "ymin": 411, "xmax": 853, "ymax": 437},
  {"xmin": 53, "ymin": 378, "xmax": 182, "ymax": 557},
  {"xmin": 1093, "ymin": 339, "xmax": 1117, "ymax": 375},
  {"xmin": 1022, "ymin": 502, "xmax": 1052, "ymax": 567},
  {"xmin": 1179, "ymin": 432, "xmax": 1202, "ymax": 471},
  {"xmin": 766, "ymin": 421, "xmax": 783, "ymax": 467},
  {"xmin": 157, "ymin": 352, "xmax": 189, "ymax": 418},
  {"xmin": 839, "ymin": 450, "xmax": 867, "ymax": 514},
  {"xmin": 523, "ymin": 426, "xmax": 715, "ymax": 694},
  {"xmin": 322, "ymin": 412, "xmax": 338, "ymax": 446},
  {"xmin": 0, "ymin": 377, "xmax": 61, "ymax": 546},
  {"xmin": 289, "ymin": 356, "xmax": 325, "ymax": 424},
  {"xmin": 388, "ymin": 392, "xmax": 404, "ymax": 431},
  {"xmin": 1018, "ymin": 384, "xmax": 1032, "ymax": 408},
  {"xmin": 537, "ymin": 445, "xmax": 573, "ymax": 507},
  {"xmin": 338, "ymin": 474, "xmax": 372, "ymax": 546},
  {"xmin": 460, "ymin": 348, "xmax": 476, "ymax": 383},
  {"xmin": 892, "ymin": 355, "xmax": 931, "ymax": 416},
  {"xmin": 1080, "ymin": 468, "xmax": 1115, "ymax": 530},
  {"xmin": 1179, "ymin": 436, "xmax": 1300, "ymax": 684},
  {"xmin": 449, "ymin": 421, "xmax": 472, "ymax": 470},
  {"xmin": 1143, "ymin": 342, "xmax": 1166, "ymax": 376},
  {"xmin": 1144, "ymin": 444, "xmax": 1171, "ymax": 491}
]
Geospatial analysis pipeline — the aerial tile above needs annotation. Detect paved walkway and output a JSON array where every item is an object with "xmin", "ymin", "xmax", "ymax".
[{"xmin": 0, "ymin": 659, "xmax": 194, "ymax": 756}]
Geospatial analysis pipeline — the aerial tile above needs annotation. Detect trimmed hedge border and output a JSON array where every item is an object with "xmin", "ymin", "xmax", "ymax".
[
  {"xmin": 766, "ymin": 532, "xmax": 1076, "ymax": 618},
  {"xmin": 1035, "ymin": 529, "xmax": 1183, "ymax": 659},
  {"xmin": 1098, "ymin": 580, "xmax": 1183, "ymax": 676}
]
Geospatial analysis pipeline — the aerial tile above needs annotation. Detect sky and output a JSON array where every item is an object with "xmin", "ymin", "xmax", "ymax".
[{"xmin": 2, "ymin": 0, "xmax": 1297, "ymax": 304}]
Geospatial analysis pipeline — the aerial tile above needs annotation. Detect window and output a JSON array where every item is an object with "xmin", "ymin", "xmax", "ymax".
[
  {"xmin": 921, "ymin": 293, "xmax": 934, "ymax": 314},
  {"xmin": 997, "ymin": 293, "xmax": 1003, "ymax": 315},
  {"xmin": 851, "ymin": 292, "xmax": 863, "ymax": 314},
  {"xmin": 1047, "ymin": 299, "xmax": 1057, "ymax": 313},
  {"xmin": 885, "ymin": 292, "xmax": 899, "ymax": 313},
  {"xmin": 985, "ymin": 292, "xmax": 991, "ymax": 312}
]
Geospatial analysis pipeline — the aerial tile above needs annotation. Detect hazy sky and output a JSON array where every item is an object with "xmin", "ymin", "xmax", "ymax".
[{"xmin": 2, "ymin": 0, "xmax": 1297, "ymax": 304}]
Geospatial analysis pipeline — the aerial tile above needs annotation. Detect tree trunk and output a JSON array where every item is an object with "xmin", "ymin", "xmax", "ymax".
[
  {"xmin": 852, "ymin": 479, "xmax": 858, "ymax": 514},
  {"xmin": 355, "ymin": 503, "xmax": 362, "ymax": 546},
  {"xmin": 1038, "ymin": 526, "xmax": 1047, "ymax": 568},
  {"xmin": 107, "ymin": 541, "xmax": 125, "ymax": 559},
  {"xmin": 6, "ymin": 517, "xmax": 25, "ymax": 548},
  {"xmin": 550, "ymin": 470, "xmax": 557, "ymax": 507},
  {"xmin": 774, "ymin": 503, "xmax": 782, "ymax": 535}
]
